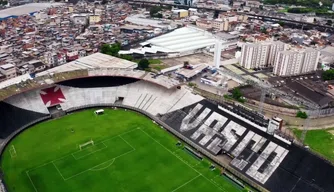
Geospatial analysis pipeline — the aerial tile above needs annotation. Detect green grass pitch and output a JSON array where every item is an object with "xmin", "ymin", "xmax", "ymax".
[
  {"xmin": 1, "ymin": 109, "xmax": 245, "ymax": 192},
  {"xmin": 292, "ymin": 128, "xmax": 334, "ymax": 163}
]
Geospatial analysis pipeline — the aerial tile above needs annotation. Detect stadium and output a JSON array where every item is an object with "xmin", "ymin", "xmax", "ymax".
[{"xmin": 0, "ymin": 68, "xmax": 334, "ymax": 192}]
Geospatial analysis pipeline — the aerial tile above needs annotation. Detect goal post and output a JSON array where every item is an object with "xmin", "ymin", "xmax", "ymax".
[
  {"xmin": 79, "ymin": 139, "xmax": 94, "ymax": 150},
  {"xmin": 9, "ymin": 145, "xmax": 17, "ymax": 158}
]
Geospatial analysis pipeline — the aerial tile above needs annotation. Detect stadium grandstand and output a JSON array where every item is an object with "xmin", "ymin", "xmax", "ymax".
[{"xmin": 0, "ymin": 67, "xmax": 334, "ymax": 192}]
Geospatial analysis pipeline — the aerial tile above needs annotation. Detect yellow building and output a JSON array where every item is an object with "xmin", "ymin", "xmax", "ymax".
[
  {"xmin": 89, "ymin": 15, "xmax": 101, "ymax": 24},
  {"xmin": 68, "ymin": 6, "xmax": 74, "ymax": 13},
  {"xmin": 172, "ymin": 9, "xmax": 189, "ymax": 18}
]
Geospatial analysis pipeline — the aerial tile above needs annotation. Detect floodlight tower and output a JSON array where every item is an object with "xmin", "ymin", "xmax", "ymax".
[{"xmin": 213, "ymin": 40, "xmax": 222, "ymax": 68}]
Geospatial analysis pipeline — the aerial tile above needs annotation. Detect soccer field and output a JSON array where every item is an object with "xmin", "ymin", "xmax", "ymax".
[{"xmin": 1, "ymin": 109, "xmax": 244, "ymax": 192}]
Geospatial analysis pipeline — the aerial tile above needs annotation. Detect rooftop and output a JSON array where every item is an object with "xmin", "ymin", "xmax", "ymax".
[
  {"xmin": 0, "ymin": 68, "xmax": 181, "ymax": 101},
  {"xmin": 37, "ymin": 53, "xmax": 138, "ymax": 76},
  {"xmin": 145, "ymin": 26, "xmax": 218, "ymax": 53},
  {"xmin": 0, "ymin": 64, "xmax": 15, "ymax": 70},
  {"xmin": 176, "ymin": 64, "xmax": 208, "ymax": 79},
  {"xmin": 125, "ymin": 14, "xmax": 170, "ymax": 28},
  {"xmin": 0, "ymin": 3, "xmax": 64, "ymax": 19}
]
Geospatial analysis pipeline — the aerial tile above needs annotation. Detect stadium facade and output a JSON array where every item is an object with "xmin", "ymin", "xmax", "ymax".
[{"xmin": 0, "ymin": 68, "xmax": 333, "ymax": 192}]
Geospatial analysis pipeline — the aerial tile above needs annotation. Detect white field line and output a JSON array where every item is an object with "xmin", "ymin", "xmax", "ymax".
[
  {"xmin": 52, "ymin": 162, "xmax": 66, "ymax": 180},
  {"xmin": 63, "ymin": 148, "xmax": 135, "ymax": 181},
  {"xmin": 27, "ymin": 128, "xmax": 141, "ymax": 172},
  {"xmin": 72, "ymin": 143, "xmax": 108, "ymax": 160},
  {"xmin": 56, "ymin": 130, "xmax": 138, "ymax": 180},
  {"xmin": 172, "ymin": 148, "xmax": 182, "ymax": 154},
  {"xmin": 139, "ymin": 128, "xmax": 226, "ymax": 192},
  {"xmin": 26, "ymin": 128, "xmax": 140, "ymax": 190},
  {"xmin": 171, "ymin": 174, "xmax": 201, "ymax": 192},
  {"xmin": 26, "ymin": 171, "xmax": 38, "ymax": 192},
  {"xmin": 192, "ymin": 161, "xmax": 202, "ymax": 168},
  {"xmin": 9, "ymin": 145, "xmax": 17, "ymax": 158},
  {"xmin": 118, "ymin": 135, "xmax": 135, "ymax": 150},
  {"xmin": 89, "ymin": 159, "xmax": 115, "ymax": 171}
]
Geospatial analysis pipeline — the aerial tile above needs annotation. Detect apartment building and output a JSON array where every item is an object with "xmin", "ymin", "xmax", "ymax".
[
  {"xmin": 212, "ymin": 15, "xmax": 239, "ymax": 32},
  {"xmin": 196, "ymin": 20, "xmax": 212, "ymax": 30},
  {"xmin": 89, "ymin": 15, "xmax": 101, "ymax": 24},
  {"xmin": 302, "ymin": 48, "xmax": 320, "ymax": 74},
  {"xmin": 240, "ymin": 41, "xmax": 287, "ymax": 69},
  {"xmin": 0, "ymin": 64, "xmax": 17, "ymax": 80},
  {"xmin": 268, "ymin": 41, "xmax": 288, "ymax": 66},
  {"xmin": 212, "ymin": 19, "xmax": 227, "ymax": 31},
  {"xmin": 273, "ymin": 48, "xmax": 320, "ymax": 76}
]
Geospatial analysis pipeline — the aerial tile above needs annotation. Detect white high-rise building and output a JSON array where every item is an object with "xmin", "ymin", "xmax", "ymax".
[
  {"xmin": 302, "ymin": 48, "xmax": 320, "ymax": 74},
  {"xmin": 268, "ymin": 42, "xmax": 288, "ymax": 66},
  {"xmin": 240, "ymin": 41, "xmax": 287, "ymax": 69},
  {"xmin": 273, "ymin": 48, "xmax": 320, "ymax": 76}
]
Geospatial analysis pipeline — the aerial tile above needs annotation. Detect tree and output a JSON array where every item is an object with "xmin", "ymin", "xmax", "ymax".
[
  {"xmin": 326, "ymin": 20, "xmax": 333, "ymax": 26},
  {"xmin": 101, "ymin": 44, "xmax": 111, "ymax": 54},
  {"xmin": 150, "ymin": 6, "xmax": 162, "ymax": 18},
  {"xmin": 296, "ymin": 111, "xmax": 308, "ymax": 119},
  {"xmin": 100, "ymin": 43, "xmax": 121, "ymax": 56},
  {"xmin": 260, "ymin": 27, "xmax": 267, "ymax": 34},
  {"xmin": 232, "ymin": 88, "xmax": 242, "ymax": 100},
  {"xmin": 278, "ymin": 21, "xmax": 285, "ymax": 27},
  {"xmin": 155, "ymin": 13, "xmax": 163, "ymax": 18},
  {"xmin": 138, "ymin": 59, "xmax": 150, "ymax": 69},
  {"xmin": 322, "ymin": 69, "xmax": 334, "ymax": 80}
]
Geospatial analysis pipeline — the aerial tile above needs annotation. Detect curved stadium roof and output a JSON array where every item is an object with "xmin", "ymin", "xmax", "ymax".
[{"xmin": 146, "ymin": 26, "xmax": 217, "ymax": 53}]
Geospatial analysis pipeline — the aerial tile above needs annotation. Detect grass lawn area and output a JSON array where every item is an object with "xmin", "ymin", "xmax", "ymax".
[
  {"xmin": 148, "ymin": 59, "xmax": 162, "ymax": 64},
  {"xmin": 292, "ymin": 128, "xmax": 334, "ymax": 162},
  {"xmin": 134, "ymin": 59, "xmax": 167, "ymax": 71},
  {"xmin": 134, "ymin": 59, "xmax": 162, "ymax": 65},
  {"xmin": 150, "ymin": 64, "xmax": 168, "ymax": 71},
  {"xmin": 224, "ymin": 65, "xmax": 245, "ymax": 75},
  {"xmin": 278, "ymin": 8, "xmax": 288, "ymax": 13},
  {"xmin": 1, "ymin": 109, "xmax": 244, "ymax": 192}
]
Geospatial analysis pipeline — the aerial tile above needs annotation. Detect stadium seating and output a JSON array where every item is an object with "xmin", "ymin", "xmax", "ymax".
[
  {"xmin": 4, "ymin": 90, "xmax": 49, "ymax": 114},
  {"xmin": 0, "ymin": 76, "xmax": 201, "ymax": 143},
  {"xmin": 0, "ymin": 102, "xmax": 49, "ymax": 139},
  {"xmin": 2, "ymin": 75, "xmax": 334, "ymax": 192},
  {"xmin": 59, "ymin": 80, "xmax": 202, "ymax": 115},
  {"xmin": 40, "ymin": 87, "xmax": 66, "ymax": 107},
  {"xmin": 161, "ymin": 100, "xmax": 334, "ymax": 192}
]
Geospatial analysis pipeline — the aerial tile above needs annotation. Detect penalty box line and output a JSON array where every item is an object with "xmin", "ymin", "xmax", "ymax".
[
  {"xmin": 61, "ymin": 148, "xmax": 136, "ymax": 181},
  {"xmin": 72, "ymin": 142, "xmax": 108, "ymax": 160},
  {"xmin": 26, "ymin": 128, "xmax": 139, "ymax": 190},
  {"xmin": 27, "ymin": 128, "xmax": 140, "ymax": 172},
  {"xmin": 69, "ymin": 128, "xmax": 139, "ymax": 161},
  {"xmin": 53, "ymin": 130, "xmax": 138, "ymax": 181},
  {"xmin": 171, "ymin": 174, "xmax": 201, "ymax": 192},
  {"xmin": 26, "ymin": 171, "xmax": 38, "ymax": 192}
]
